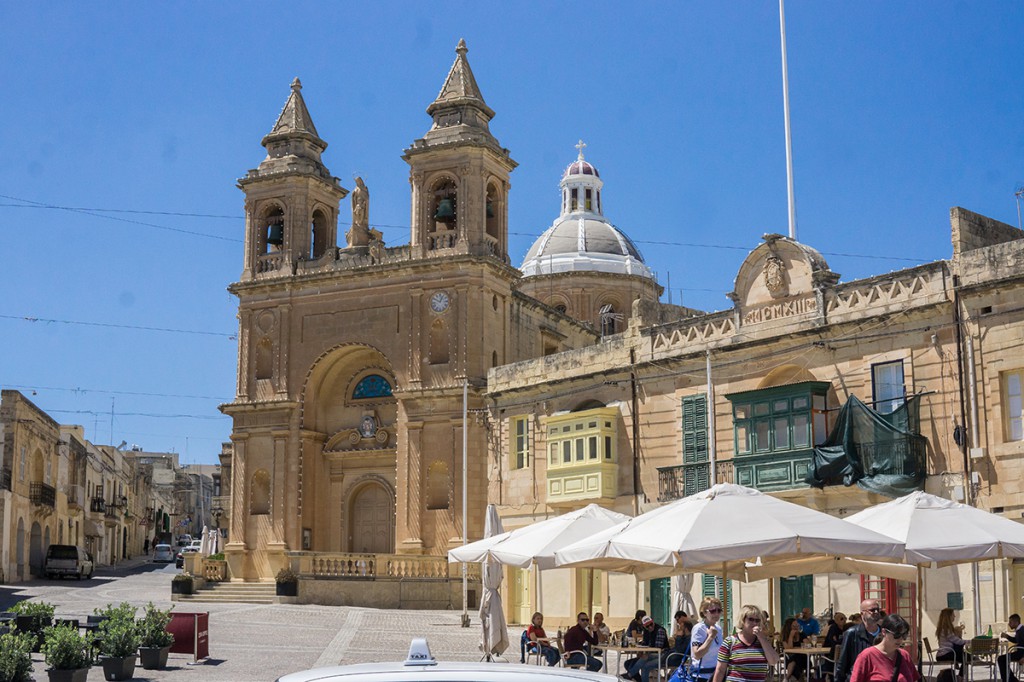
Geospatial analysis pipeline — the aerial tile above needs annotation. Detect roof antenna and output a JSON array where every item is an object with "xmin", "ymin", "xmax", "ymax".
[{"xmin": 1014, "ymin": 185, "xmax": 1024, "ymax": 230}]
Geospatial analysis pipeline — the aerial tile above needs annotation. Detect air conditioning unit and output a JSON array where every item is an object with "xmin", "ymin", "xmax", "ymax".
[{"xmin": 969, "ymin": 447, "xmax": 986, "ymax": 460}]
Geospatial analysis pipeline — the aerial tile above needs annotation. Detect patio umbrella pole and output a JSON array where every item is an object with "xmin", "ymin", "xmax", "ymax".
[{"xmin": 917, "ymin": 565, "xmax": 924, "ymax": 677}]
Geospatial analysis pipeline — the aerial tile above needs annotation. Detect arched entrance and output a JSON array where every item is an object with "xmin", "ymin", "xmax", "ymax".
[
  {"xmin": 349, "ymin": 483, "xmax": 394, "ymax": 554},
  {"xmin": 29, "ymin": 522, "xmax": 43, "ymax": 576}
]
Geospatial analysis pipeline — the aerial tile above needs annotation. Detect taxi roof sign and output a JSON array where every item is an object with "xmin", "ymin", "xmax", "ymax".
[{"xmin": 403, "ymin": 638, "xmax": 437, "ymax": 666}]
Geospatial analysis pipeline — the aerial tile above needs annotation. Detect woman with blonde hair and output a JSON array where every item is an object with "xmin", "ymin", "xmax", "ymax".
[
  {"xmin": 935, "ymin": 607, "xmax": 968, "ymax": 678},
  {"xmin": 526, "ymin": 611, "xmax": 559, "ymax": 666},
  {"xmin": 712, "ymin": 604, "xmax": 780, "ymax": 682},
  {"xmin": 689, "ymin": 596, "xmax": 726, "ymax": 682}
]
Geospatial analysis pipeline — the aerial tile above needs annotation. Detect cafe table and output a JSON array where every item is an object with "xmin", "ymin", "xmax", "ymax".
[
  {"xmin": 783, "ymin": 647, "xmax": 832, "ymax": 682},
  {"xmin": 601, "ymin": 644, "xmax": 666, "ymax": 682}
]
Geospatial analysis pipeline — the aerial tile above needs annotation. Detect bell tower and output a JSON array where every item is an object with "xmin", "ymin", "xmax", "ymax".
[
  {"xmin": 238, "ymin": 78, "xmax": 347, "ymax": 280},
  {"xmin": 404, "ymin": 39, "xmax": 517, "ymax": 262}
]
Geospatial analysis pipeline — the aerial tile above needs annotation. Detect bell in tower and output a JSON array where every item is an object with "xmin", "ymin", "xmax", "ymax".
[
  {"xmin": 237, "ymin": 78, "xmax": 348, "ymax": 280},
  {"xmin": 403, "ymin": 40, "xmax": 517, "ymax": 261}
]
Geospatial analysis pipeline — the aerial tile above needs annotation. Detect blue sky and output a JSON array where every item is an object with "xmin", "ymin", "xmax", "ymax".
[{"xmin": 2, "ymin": 2, "xmax": 1022, "ymax": 463}]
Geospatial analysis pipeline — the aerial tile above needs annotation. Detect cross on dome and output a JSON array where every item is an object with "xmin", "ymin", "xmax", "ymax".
[{"xmin": 575, "ymin": 139, "xmax": 587, "ymax": 161}]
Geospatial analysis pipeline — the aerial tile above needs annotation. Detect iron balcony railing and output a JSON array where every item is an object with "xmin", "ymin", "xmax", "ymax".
[
  {"xmin": 90, "ymin": 497, "xmax": 106, "ymax": 513},
  {"xmin": 30, "ymin": 482, "xmax": 56, "ymax": 508}
]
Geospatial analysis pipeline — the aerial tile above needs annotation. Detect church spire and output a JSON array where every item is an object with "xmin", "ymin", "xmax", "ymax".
[
  {"xmin": 427, "ymin": 39, "xmax": 493, "ymax": 119},
  {"xmin": 261, "ymin": 76, "xmax": 328, "ymax": 161}
]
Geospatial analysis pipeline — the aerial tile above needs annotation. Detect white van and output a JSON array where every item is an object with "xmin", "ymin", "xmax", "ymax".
[{"xmin": 44, "ymin": 544, "xmax": 95, "ymax": 580}]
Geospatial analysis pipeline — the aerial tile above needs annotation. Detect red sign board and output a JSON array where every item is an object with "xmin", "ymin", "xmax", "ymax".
[{"xmin": 168, "ymin": 612, "xmax": 209, "ymax": 661}]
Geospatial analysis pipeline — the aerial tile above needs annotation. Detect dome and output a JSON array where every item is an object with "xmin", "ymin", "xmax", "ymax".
[
  {"xmin": 564, "ymin": 159, "xmax": 599, "ymax": 178},
  {"xmin": 520, "ymin": 215, "xmax": 652, "ymax": 277},
  {"xmin": 521, "ymin": 141, "xmax": 653, "ymax": 280}
]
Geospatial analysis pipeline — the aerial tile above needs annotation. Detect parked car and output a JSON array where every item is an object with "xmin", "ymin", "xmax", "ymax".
[
  {"xmin": 175, "ymin": 540, "xmax": 203, "ymax": 568},
  {"xmin": 276, "ymin": 639, "xmax": 617, "ymax": 681},
  {"xmin": 176, "ymin": 534, "xmax": 193, "ymax": 547},
  {"xmin": 153, "ymin": 543, "xmax": 175, "ymax": 563},
  {"xmin": 44, "ymin": 544, "xmax": 94, "ymax": 580}
]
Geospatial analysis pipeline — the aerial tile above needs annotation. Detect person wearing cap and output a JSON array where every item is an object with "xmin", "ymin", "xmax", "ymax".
[{"xmin": 624, "ymin": 615, "xmax": 669, "ymax": 682}]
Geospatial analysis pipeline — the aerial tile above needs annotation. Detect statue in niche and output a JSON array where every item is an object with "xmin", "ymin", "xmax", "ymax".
[{"xmin": 347, "ymin": 176, "xmax": 370, "ymax": 248}]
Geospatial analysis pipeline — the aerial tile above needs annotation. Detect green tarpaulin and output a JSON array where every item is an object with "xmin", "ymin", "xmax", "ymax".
[{"xmin": 804, "ymin": 395, "xmax": 927, "ymax": 497}]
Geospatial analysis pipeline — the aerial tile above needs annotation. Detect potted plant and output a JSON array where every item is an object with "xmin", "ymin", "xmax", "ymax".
[
  {"xmin": 275, "ymin": 567, "xmax": 298, "ymax": 597},
  {"xmin": 0, "ymin": 628, "xmax": 35, "ymax": 682},
  {"xmin": 171, "ymin": 573, "xmax": 193, "ymax": 595},
  {"xmin": 136, "ymin": 602, "xmax": 174, "ymax": 670},
  {"xmin": 42, "ymin": 622, "xmax": 92, "ymax": 682},
  {"xmin": 95, "ymin": 602, "xmax": 140, "ymax": 681},
  {"xmin": 11, "ymin": 599, "xmax": 55, "ymax": 652}
]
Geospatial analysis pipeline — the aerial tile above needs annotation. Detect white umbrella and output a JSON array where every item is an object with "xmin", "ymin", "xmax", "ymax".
[
  {"xmin": 742, "ymin": 556, "xmax": 918, "ymax": 582},
  {"xmin": 449, "ymin": 503, "xmax": 631, "ymax": 569},
  {"xmin": 846, "ymin": 490, "xmax": 1024, "ymax": 565},
  {"xmin": 208, "ymin": 528, "xmax": 219, "ymax": 555},
  {"xmin": 847, "ymin": 490, "xmax": 1024, "ymax": 642},
  {"xmin": 449, "ymin": 503, "xmax": 631, "ymax": 614},
  {"xmin": 555, "ymin": 483, "xmax": 905, "ymax": 575},
  {"xmin": 479, "ymin": 504, "xmax": 509, "ymax": 660}
]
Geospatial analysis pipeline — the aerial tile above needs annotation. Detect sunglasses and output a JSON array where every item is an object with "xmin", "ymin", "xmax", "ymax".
[
  {"xmin": 706, "ymin": 608, "xmax": 722, "ymax": 614},
  {"xmin": 579, "ymin": 618, "xmax": 589, "ymax": 622},
  {"xmin": 746, "ymin": 618, "xmax": 762, "ymax": 624},
  {"xmin": 884, "ymin": 629, "xmax": 908, "ymax": 641},
  {"xmin": 863, "ymin": 607, "xmax": 881, "ymax": 613}
]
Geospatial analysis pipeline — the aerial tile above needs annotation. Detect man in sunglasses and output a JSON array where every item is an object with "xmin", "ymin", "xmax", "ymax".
[
  {"xmin": 835, "ymin": 599, "xmax": 884, "ymax": 682},
  {"xmin": 563, "ymin": 612, "xmax": 603, "ymax": 672}
]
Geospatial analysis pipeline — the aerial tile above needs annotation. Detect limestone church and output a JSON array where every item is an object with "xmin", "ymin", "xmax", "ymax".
[{"xmin": 221, "ymin": 40, "xmax": 662, "ymax": 581}]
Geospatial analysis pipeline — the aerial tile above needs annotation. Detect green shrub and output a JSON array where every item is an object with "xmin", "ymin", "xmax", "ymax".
[
  {"xmin": 137, "ymin": 602, "xmax": 174, "ymax": 649},
  {"xmin": 95, "ymin": 603, "xmax": 140, "ymax": 658},
  {"xmin": 0, "ymin": 629, "xmax": 35, "ymax": 682},
  {"xmin": 207, "ymin": 552, "xmax": 225, "ymax": 561},
  {"xmin": 9, "ymin": 600, "xmax": 55, "ymax": 620},
  {"xmin": 42, "ymin": 624, "xmax": 92, "ymax": 671},
  {"xmin": 275, "ymin": 567, "xmax": 297, "ymax": 584}
]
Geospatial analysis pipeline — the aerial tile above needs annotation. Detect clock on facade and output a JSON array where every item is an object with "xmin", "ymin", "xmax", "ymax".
[{"xmin": 430, "ymin": 291, "xmax": 450, "ymax": 313}]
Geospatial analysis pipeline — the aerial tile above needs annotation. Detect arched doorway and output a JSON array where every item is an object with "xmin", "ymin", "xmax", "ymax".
[
  {"xmin": 15, "ymin": 518, "xmax": 25, "ymax": 580},
  {"xmin": 349, "ymin": 483, "xmax": 394, "ymax": 554},
  {"xmin": 29, "ymin": 522, "xmax": 43, "ymax": 576}
]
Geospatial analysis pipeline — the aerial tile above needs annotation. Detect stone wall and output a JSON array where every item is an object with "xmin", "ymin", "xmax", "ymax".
[
  {"xmin": 298, "ymin": 576, "xmax": 479, "ymax": 609},
  {"xmin": 951, "ymin": 206, "xmax": 1024, "ymax": 258}
]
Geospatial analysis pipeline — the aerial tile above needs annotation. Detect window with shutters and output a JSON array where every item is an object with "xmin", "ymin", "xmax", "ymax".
[
  {"xmin": 702, "ymin": 573, "xmax": 733, "ymax": 625},
  {"xmin": 681, "ymin": 394, "xmax": 710, "ymax": 496}
]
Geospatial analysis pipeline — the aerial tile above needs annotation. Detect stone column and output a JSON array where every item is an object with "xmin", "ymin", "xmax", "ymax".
[{"xmin": 397, "ymin": 420, "xmax": 424, "ymax": 553}]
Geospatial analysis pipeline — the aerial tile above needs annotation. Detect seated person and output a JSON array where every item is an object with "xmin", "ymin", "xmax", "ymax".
[
  {"xmin": 627, "ymin": 609, "xmax": 648, "ymax": 642},
  {"xmin": 592, "ymin": 612, "xmax": 611, "ymax": 654},
  {"xmin": 527, "ymin": 611, "xmax": 560, "ymax": 666},
  {"xmin": 784, "ymin": 617, "xmax": 808, "ymax": 682},
  {"xmin": 824, "ymin": 613, "xmax": 848, "ymax": 649},
  {"xmin": 563, "ymin": 612, "xmax": 602, "ymax": 672},
  {"xmin": 798, "ymin": 608, "xmax": 821, "ymax": 637},
  {"xmin": 999, "ymin": 613, "xmax": 1024, "ymax": 682},
  {"xmin": 626, "ymin": 616, "xmax": 670, "ymax": 682},
  {"xmin": 672, "ymin": 611, "xmax": 693, "ymax": 660},
  {"xmin": 935, "ymin": 607, "xmax": 970, "ymax": 678}
]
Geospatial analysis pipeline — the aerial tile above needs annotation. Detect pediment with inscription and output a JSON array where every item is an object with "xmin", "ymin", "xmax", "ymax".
[{"xmin": 730, "ymin": 234, "xmax": 839, "ymax": 326}]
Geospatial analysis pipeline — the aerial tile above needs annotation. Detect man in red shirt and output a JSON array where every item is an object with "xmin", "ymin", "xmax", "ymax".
[{"xmin": 563, "ymin": 612, "xmax": 602, "ymax": 672}]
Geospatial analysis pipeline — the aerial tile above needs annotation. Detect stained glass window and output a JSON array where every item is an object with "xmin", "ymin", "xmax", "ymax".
[{"xmin": 353, "ymin": 374, "xmax": 392, "ymax": 399}]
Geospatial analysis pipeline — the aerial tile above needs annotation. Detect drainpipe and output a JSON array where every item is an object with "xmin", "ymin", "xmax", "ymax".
[
  {"xmin": 630, "ymin": 349, "xmax": 640, "ymax": 516},
  {"xmin": 707, "ymin": 350, "xmax": 716, "ymax": 484},
  {"xmin": 953, "ymin": 276, "xmax": 981, "ymax": 634}
]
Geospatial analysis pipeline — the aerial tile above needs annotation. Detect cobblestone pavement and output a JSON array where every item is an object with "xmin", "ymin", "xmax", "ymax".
[{"xmin": 2, "ymin": 560, "xmax": 527, "ymax": 681}]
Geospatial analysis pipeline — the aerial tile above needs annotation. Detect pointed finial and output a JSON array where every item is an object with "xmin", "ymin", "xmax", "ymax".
[
  {"xmin": 456, "ymin": 38, "xmax": 468, "ymax": 56},
  {"xmin": 291, "ymin": 77, "xmax": 302, "ymax": 92},
  {"xmin": 575, "ymin": 139, "xmax": 587, "ymax": 161}
]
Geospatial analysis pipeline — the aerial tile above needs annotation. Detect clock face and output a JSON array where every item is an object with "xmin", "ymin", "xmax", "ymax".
[{"xmin": 430, "ymin": 291, "xmax": 450, "ymax": 313}]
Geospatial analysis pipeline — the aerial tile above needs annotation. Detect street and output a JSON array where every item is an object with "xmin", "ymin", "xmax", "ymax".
[{"xmin": 3, "ymin": 561, "xmax": 492, "ymax": 681}]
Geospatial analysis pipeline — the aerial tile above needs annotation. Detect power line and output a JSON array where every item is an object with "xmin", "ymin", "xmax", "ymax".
[
  {"xmin": 0, "ymin": 194, "xmax": 931, "ymax": 263},
  {"xmin": 0, "ymin": 313, "xmax": 236, "ymax": 339},
  {"xmin": 46, "ymin": 408, "xmax": 227, "ymax": 421},
  {"xmin": 5, "ymin": 383, "xmax": 228, "ymax": 401}
]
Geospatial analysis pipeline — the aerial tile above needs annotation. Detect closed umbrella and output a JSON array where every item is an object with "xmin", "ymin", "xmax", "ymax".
[
  {"xmin": 479, "ymin": 504, "xmax": 509, "ymax": 660},
  {"xmin": 198, "ymin": 525, "xmax": 210, "ymax": 557},
  {"xmin": 555, "ymin": 483, "xmax": 904, "ymax": 575}
]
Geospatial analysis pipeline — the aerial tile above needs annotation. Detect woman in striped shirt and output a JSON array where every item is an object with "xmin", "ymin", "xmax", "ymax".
[{"xmin": 712, "ymin": 605, "xmax": 780, "ymax": 682}]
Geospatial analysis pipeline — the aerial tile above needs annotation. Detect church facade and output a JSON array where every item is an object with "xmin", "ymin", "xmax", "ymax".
[{"xmin": 221, "ymin": 40, "xmax": 652, "ymax": 584}]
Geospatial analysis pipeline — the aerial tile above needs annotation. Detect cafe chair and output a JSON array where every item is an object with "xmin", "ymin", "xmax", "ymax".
[
  {"xmin": 521, "ymin": 630, "xmax": 543, "ymax": 665},
  {"xmin": 561, "ymin": 649, "xmax": 590, "ymax": 669},
  {"xmin": 923, "ymin": 638, "xmax": 957, "ymax": 682},
  {"xmin": 965, "ymin": 637, "xmax": 999, "ymax": 682}
]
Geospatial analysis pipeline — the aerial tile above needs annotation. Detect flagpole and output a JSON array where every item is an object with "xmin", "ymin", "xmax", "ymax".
[{"xmin": 779, "ymin": 0, "xmax": 798, "ymax": 241}]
